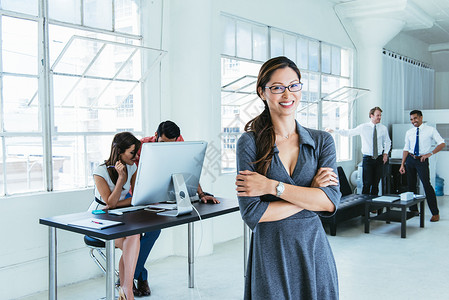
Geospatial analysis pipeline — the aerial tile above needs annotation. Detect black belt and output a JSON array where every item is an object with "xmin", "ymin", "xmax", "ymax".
[
  {"xmin": 409, "ymin": 153, "xmax": 422, "ymax": 160},
  {"xmin": 95, "ymin": 197, "xmax": 106, "ymax": 206},
  {"xmin": 363, "ymin": 155, "xmax": 381, "ymax": 159}
]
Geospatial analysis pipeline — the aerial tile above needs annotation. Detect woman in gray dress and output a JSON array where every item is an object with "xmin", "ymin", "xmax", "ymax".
[{"xmin": 236, "ymin": 56, "xmax": 341, "ymax": 299}]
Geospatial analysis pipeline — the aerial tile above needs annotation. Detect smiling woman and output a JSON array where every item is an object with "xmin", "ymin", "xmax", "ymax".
[{"xmin": 236, "ymin": 56, "xmax": 341, "ymax": 299}]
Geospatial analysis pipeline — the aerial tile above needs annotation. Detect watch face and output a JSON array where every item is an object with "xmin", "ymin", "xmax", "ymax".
[{"xmin": 276, "ymin": 182, "xmax": 284, "ymax": 197}]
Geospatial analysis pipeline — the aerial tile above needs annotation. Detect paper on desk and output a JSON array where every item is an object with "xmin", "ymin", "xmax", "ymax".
[
  {"xmin": 68, "ymin": 218, "xmax": 123, "ymax": 230},
  {"xmin": 372, "ymin": 196, "xmax": 400, "ymax": 202}
]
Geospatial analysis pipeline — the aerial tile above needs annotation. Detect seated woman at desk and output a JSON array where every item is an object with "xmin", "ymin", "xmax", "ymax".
[{"xmin": 93, "ymin": 131, "xmax": 141, "ymax": 300}]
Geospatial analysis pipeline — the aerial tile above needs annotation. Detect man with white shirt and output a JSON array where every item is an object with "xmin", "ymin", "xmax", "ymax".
[
  {"xmin": 399, "ymin": 110, "xmax": 446, "ymax": 222},
  {"xmin": 327, "ymin": 107, "xmax": 391, "ymax": 195}
]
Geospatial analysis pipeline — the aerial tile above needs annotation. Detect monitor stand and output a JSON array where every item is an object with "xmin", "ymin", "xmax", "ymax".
[{"xmin": 157, "ymin": 173, "xmax": 193, "ymax": 217}]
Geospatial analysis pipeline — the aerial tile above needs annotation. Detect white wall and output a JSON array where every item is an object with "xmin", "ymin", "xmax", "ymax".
[
  {"xmin": 435, "ymin": 72, "xmax": 449, "ymax": 109},
  {"xmin": 385, "ymin": 32, "xmax": 433, "ymax": 65},
  {"xmin": 0, "ymin": 189, "xmax": 96, "ymax": 299}
]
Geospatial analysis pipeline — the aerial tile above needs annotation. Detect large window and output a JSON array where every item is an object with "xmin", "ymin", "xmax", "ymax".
[
  {"xmin": 0, "ymin": 0, "xmax": 163, "ymax": 195},
  {"xmin": 221, "ymin": 15, "xmax": 353, "ymax": 173}
]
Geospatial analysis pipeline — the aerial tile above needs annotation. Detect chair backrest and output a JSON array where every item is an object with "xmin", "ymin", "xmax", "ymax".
[{"xmin": 337, "ymin": 166, "xmax": 353, "ymax": 196}]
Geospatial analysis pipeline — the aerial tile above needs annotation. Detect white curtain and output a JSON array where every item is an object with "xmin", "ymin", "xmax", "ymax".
[{"xmin": 382, "ymin": 51, "xmax": 435, "ymax": 126}]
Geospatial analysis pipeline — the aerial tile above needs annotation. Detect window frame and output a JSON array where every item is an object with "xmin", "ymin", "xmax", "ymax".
[{"xmin": 0, "ymin": 1, "xmax": 165, "ymax": 196}]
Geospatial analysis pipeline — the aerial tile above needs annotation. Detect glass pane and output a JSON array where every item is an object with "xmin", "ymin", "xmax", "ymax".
[
  {"xmin": 115, "ymin": 0, "xmax": 141, "ymax": 34},
  {"xmin": 308, "ymin": 41, "xmax": 319, "ymax": 72},
  {"xmin": 84, "ymin": 44, "xmax": 141, "ymax": 80},
  {"xmin": 52, "ymin": 135, "xmax": 115, "ymax": 190},
  {"xmin": 2, "ymin": 17, "xmax": 38, "ymax": 75},
  {"xmin": 3, "ymin": 76, "xmax": 40, "ymax": 132},
  {"xmin": 5, "ymin": 137, "xmax": 44, "ymax": 194},
  {"xmin": 236, "ymin": 21, "xmax": 252, "ymax": 59},
  {"xmin": 52, "ymin": 75, "xmax": 110, "ymax": 107},
  {"xmin": 284, "ymin": 34, "xmax": 296, "ymax": 62},
  {"xmin": 221, "ymin": 16, "xmax": 235, "ymax": 56},
  {"xmin": 0, "ymin": 141, "xmax": 4, "ymax": 196},
  {"xmin": 49, "ymin": 25, "xmax": 141, "ymax": 71},
  {"xmin": 297, "ymin": 72, "xmax": 317, "ymax": 129},
  {"xmin": 296, "ymin": 102, "xmax": 317, "ymax": 129},
  {"xmin": 270, "ymin": 29, "xmax": 283, "ymax": 58},
  {"xmin": 341, "ymin": 48, "xmax": 351, "ymax": 77},
  {"xmin": 49, "ymin": 25, "xmax": 146, "ymax": 134},
  {"xmin": 332, "ymin": 46, "xmax": 341, "ymax": 76},
  {"xmin": 322, "ymin": 101, "xmax": 350, "ymax": 161},
  {"xmin": 297, "ymin": 37, "xmax": 308, "ymax": 70},
  {"xmin": 221, "ymin": 58, "xmax": 262, "ymax": 173},
  {"xmin": 86, "ymin": 135, "xmax": 115, "ymax": 186},
  {"xmin": 84, "ymin": 0, "xmax": 113, "ymax": 30},
  {"xmin": 53, "ymin": 136, "xmax": 83, "ymax": 190},
  {"xmin": 321, "ymin": 43, "xmax": 331, "ymax": 74},
  {"xmin": 49, "ymin": 0, "xmax": 81, "ymax": 24},
  {"xmin": 321, "ymin": 75, "xmax": 340, "ymax": 98},
  {"xmin": 300, "ymin": 72, "xmax": 309, "ymax": 103},
  {"xmin": 309, "ymin": 73, "xmax": 320, "ymax": 103},
  {"xmin": 252, "ymin": 24, "xmax": 267, "ymax": 62},
  {"xmin": 1, "ymin": 0, "xmax": 38, "ymax": 15},
  {"xmin": 53, "ymin": 87, "xmax": 142, "ymax": 133}
]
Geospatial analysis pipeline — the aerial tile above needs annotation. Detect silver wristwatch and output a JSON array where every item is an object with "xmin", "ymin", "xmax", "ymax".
[{"xmin": 276, "ymin": 181, "xmax": 285, "ymax": 197}]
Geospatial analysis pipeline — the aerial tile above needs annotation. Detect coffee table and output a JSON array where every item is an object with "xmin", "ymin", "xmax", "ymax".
[{"xmin": 364, "ymin": 195, "xmax": 425, "ymax": 238}]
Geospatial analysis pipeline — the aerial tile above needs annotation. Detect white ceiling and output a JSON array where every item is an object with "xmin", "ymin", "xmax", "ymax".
[
  {"xmin": 404, "ymin": 0, "xmax": 449, "ymax": 45},
  {"xmin": 327, "ymin": 0, "xmax": 449, "ymax": 71}
]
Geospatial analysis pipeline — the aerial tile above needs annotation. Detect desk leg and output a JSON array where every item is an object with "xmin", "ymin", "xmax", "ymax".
[
  {"xmin": 386, "ymin": 207, "xmax": 391, "ymax": 224},
  {"xmin": 364, "ymin": 203, "xmax": 370, "ymax": 234},
  {"xmin": 401, "ymin": 207, "xmax": 407, "ymax": 238},
  {"xmin": 243, "ymin": 223, "xmax": 250, "ymax": 277},
  {"xmin": 106, "ymin": 240, "xmax": 115, "ymax": 300},
  {"xmin": 420, "ymin": 200, "xmax": 425, "ymax": 228},
  {"xmin": 49, "ymin": 227, "xmax": 57, "ymax": 300},
  {"xmin": 188, "ymin": 222, "xmax": 194, "ymax": 288}
]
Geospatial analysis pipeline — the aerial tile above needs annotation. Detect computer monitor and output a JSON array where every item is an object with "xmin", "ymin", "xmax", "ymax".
[{"xmin": 131, "ymin": 141, "xmax": 207, "ymax": 208}]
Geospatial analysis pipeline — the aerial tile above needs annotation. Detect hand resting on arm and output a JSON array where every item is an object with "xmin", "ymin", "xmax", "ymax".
[{"xmin": 236, "ymin": 167, "xmax": 338, "ymax": 222}]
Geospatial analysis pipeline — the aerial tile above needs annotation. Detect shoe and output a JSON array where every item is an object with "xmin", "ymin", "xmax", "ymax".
[
  {"xmin": 430, "ymin": 214, "xmax": 440, "ymax": 222},
  {"xmin": 137, "ymin": 279, "xmax": 151, "ymax": 296},
  {"xmin": 118, "ymin": 287, "xmax": 127, "ymax": 300},
  {"xmin": 133, "ymin": 280, "xmax": 142, "ymax": 297}
]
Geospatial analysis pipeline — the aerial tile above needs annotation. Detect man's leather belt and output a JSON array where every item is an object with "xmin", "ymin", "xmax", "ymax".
[{"xmin": 409, "ymin": 153, "xmax": 422, "ymax": 159}]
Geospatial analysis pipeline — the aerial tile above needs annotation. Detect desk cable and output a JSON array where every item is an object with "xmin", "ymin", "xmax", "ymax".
[{"xmin": 191, "ymin": 204, "xmax": 204, "ymax": 300}]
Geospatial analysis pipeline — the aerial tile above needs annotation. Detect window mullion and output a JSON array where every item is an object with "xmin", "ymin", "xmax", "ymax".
[
  {"xmin": 318, "ymin": 42, "xmax": 323, "ymax": 130},
  {"xmin": 39, "ymin": 0, "xmax": 54, "ymax": 191}
]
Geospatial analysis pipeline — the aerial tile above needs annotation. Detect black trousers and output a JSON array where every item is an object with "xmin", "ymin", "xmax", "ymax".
[
  {"xmin": 362, "ymin": 155, "xmax": 384, "ymax": 195},
  {"xmin": 405, "ymin": 155, "xmax": 439, "ymax": 216}
]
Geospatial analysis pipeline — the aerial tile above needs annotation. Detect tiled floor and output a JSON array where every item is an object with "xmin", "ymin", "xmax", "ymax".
[{"xmin": 20, "ymin": 196, "xmax": 449, "ymax": 300}]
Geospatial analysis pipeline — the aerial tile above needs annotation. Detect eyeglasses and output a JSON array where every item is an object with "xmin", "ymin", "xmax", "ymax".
[{"xmin": 264, "ymin": 83, "xmax": 303, "ymax": 94}]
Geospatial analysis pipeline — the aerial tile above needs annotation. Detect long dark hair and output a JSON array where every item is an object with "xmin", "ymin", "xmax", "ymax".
[
  {"xmin": 244, "ymin": 56, "xmax": 301, "ymax": 175},
  {"xmin": 104, "ymin": 132, "xmax": 141, "ymax": 185}
]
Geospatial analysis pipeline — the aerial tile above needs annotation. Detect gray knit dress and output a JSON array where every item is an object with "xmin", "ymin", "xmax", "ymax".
[{"xmin": 237, "ymin": 122, "xmax": 341, "ymax": 300}]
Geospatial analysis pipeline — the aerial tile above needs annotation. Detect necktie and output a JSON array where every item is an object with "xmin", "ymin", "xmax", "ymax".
[
  {"xmin": 373, "ymin": 125, "xmax": 378, "ymax": 159},
  {"xmin": 414, "ymin": 127, "xmax": 419, "ymax": 156}
]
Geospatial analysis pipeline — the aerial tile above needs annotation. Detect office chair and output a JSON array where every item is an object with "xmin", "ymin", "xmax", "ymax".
[
  {"xmin": 84, "ymin": 198, "xmax": 120, "ymax": 286},
  {"xmin": 84, "ymin": 235, "xmax": 119, "ymax": 283},
  {"xmin": 337, "ymin": 166, "xmax": 353, "ymax": 197}
]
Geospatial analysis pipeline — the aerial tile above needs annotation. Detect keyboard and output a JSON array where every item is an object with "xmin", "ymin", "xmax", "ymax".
[
  {"xmin": 147, "ymin": 203, "xmax": 177, "ymax": 210},
  {"xmin": 109, "ymin": 205, "xmax": 147, "ymax": 213}
]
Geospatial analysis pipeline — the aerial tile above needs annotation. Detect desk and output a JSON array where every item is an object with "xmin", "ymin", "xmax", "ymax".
[
  {"xmin": 364, "ymin": 195, "xmax": 425, "ymax": 238},
  {"xmin": 39, "ymin": 198, "xmax": 239, "ymax": 300}
]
